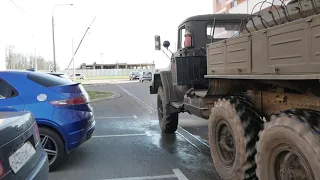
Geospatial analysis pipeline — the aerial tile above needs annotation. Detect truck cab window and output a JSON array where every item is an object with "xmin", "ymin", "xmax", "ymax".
[
  {"xmin": 178, "ymin": 26, "xmax": 186, "ymax": 49},
  {"xmin": 207, "ymin": 23, "xmax": 240, "ymax": 39}
]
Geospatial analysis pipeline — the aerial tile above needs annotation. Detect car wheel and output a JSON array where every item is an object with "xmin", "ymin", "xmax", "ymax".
[{"xmin": 39, "ymin": 127, "xmax": 66, "ymax": 171}]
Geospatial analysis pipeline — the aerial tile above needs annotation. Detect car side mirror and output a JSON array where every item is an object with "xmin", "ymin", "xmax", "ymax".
[
  {"xmin": 163, "ymin": 40, "xmax": 170, "ymax": 49},
  {"xmin": 155, "ymin": 35, "xmax": 161, "ymax": 51}
]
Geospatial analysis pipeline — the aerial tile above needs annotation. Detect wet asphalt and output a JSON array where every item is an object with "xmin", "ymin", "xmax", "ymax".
[{"xmin": 48, "ymin": 81, "xmax": 221, "ymax": 180}]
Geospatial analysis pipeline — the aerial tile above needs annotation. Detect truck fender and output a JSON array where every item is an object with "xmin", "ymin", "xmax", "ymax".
[
  {"xmin": 159, "ymin": 71, "xmax": 179, "ymax": 104},
  {"xmin": 150, "ymin": 73, "xmax": 161, "ymax": 94}
]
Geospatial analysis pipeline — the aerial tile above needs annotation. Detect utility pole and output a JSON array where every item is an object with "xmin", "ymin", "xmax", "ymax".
[
  {"xmin": 52, "ymin": 15, "xmax": 56, "ymax": 72},
  {"xmin": 34, "ymin": 46, "xmax": 37, "ymax": 71},
  {"xmin": 72, "ymin": 38, "xmax": 75, "ymax": 80},
  {"xmin": 52, "ymin": 4, "xmax": 73, "ymax": 72},
  {"xmin": 66, "ymin": 15, "xmax": 97, "ymax": 69}
]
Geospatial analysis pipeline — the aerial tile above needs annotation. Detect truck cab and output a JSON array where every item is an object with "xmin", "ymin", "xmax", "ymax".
[{"xmin": 150, "ymin": 14, "xmax": 249, "ymax": 95}]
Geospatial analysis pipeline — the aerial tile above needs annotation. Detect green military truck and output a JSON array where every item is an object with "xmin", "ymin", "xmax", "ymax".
[{"xmin": 150, "ymin": 0, "xmax": 320, "ymax": 179}]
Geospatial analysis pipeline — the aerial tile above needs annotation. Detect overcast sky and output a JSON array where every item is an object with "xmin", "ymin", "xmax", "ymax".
[{"xmin": 0, "ymin": 0, "xmax": 213, "ymax": 69}]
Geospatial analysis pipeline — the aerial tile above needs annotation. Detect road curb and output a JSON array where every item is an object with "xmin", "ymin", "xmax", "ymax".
[
  {"xmin": 90, "ymin": 92, "xmax": 121, "ymax": 103},
  {"xmin": 83, "ymin": 83, "xmax": 110, "ymax": 87}
]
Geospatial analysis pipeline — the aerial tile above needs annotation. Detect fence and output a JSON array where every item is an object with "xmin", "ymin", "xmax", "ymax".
[{"xmin": 56, "ymin": 68, "xmax": 156, "ymax": 77}]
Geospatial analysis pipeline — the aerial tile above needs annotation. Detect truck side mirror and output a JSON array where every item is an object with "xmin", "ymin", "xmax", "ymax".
[
  {"xmin": 163, "ymin": 41, "xmax": 170, "ymax": 49},
  {"xmin": 155, "ymin": 35, "xmax": 161, "ymax": 51}
]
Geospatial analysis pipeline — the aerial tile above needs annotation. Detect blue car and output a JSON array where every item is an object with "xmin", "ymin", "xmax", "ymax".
[{"xmin": 0, "ymin": 70, "xmax": 95, "ymax": 171}]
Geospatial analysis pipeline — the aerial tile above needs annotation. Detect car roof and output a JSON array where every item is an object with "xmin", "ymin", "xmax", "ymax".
[{"xmin": 0, "ymin": 70, "xmax": 30, "ymax": 76}]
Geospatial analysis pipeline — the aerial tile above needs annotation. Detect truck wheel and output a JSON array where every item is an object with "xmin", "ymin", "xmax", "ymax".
[
  {"xmin": 208, "ymin": 97, "xmax": 263, "ymax": 180},
  {"xmin": 157, "ymin": 86, "xmax": 178, "ymax": 133},
  {"xmin": 256, "ymin": 110, "xmax": 320, "ymax": 180}
]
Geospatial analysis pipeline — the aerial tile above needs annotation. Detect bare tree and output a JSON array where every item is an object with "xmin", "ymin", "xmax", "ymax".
[
  {"xmin": 5, "ymin": 45, "xmax": 57, "ymax": 70},
  {"xmin": 5, "ymin": 45, "xmax": 15, "ymax": 69}
]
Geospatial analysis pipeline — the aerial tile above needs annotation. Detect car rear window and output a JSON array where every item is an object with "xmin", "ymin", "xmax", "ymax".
[{"xmin": 28, "ymin": 72, "xmax": 72, "ymax": 87}]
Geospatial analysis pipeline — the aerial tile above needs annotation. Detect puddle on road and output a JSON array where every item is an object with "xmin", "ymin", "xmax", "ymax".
[{"xmin": 149, "ymin": 131, "xmax": 218, "ymax": 175}]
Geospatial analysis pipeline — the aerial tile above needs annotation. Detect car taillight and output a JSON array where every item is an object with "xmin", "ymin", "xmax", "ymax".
[
  {"xmin": 33, "ymin": 123, "xmax": 40, "ymax": 143},
  {"xmin": 50, "ymin": 96, "xmax": 87, "ymax": 106},
  {"xmin": 184, "ymin": 31, "xmax": 193, "ymax": 48},
  {"xmin": 0, "ymin": 161, "xmax": 5, "ymax": 178}
]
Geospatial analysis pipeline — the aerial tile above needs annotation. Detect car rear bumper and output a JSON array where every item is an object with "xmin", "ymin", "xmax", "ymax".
[
  {"xmin": 25, "ymin": 151, "xmax": 49, "ymax": 180},
  {"xmin": 66, "ymin": 116, "xmax": 96, "ymax": 151}
]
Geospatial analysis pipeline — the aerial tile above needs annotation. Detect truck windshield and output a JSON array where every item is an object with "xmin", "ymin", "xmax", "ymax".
[{"xmin": 207, "ymin": 23, "xmax": 240, "ymax": 39}]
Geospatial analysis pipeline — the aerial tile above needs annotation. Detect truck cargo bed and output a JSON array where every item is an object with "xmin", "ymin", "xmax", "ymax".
[{"xmin": 206, "ymin": 13, "xmax": 320, "ymax": 78}]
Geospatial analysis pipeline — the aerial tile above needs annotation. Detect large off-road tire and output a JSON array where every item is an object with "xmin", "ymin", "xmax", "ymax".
[
  {"xmin": 208, "ymin": 97, "xmax": 263, "ymax": 180},
  {"xmin": 256, "ymin": 109, "xmax": 320, "ymax": 180},
  {"xmin": 157, "ymin": 86, "xmax": 178, "ymax": 133},
  {"xmin": 39, "ymin": 127, "xmax": 66, "ymax": 171}
]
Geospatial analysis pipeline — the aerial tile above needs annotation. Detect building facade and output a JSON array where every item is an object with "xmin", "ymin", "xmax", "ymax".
[{"xmin": 213, "ymin": 0, "xmax": 290, "ymax": 14}]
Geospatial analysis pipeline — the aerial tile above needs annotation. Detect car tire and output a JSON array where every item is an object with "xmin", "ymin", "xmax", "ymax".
[{"xmin": 39, "ymin": 127, "xmax": 66, "ymax": 172}]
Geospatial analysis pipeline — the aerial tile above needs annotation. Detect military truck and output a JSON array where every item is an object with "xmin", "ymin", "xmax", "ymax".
[{"xmin": 150, "ymin": 0, "xmax": 320, "ymax": 179}]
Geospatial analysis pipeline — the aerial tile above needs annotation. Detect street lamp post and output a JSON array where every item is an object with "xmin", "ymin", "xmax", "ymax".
[{"xmin": 52, "ymin": 4, "xmax": 73, "ymax": 72}]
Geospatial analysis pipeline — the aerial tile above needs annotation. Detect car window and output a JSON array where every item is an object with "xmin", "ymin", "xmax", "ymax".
[
  {"xmin": 0, "ymin": 79, "xmax": 17, "ymax": 99},
  {"xmin": 28, "ymin": 72, "xmax": 72, "ymax": 87}
]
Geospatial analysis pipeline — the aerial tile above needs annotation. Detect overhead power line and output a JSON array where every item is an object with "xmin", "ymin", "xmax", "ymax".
[{"xmin": 8, "ymin": 0, "xmax": 31, "ymax": 15}]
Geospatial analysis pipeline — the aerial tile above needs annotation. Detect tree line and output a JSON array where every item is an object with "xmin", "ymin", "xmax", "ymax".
[{"xmin": 5, "ymin": 45, "xmax": 59, "ymax": 70}]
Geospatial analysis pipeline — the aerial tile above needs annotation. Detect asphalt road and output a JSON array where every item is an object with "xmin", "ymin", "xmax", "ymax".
[{"xmin": 49, "ymin": 80, "xmax": 221, "ymax": 180}]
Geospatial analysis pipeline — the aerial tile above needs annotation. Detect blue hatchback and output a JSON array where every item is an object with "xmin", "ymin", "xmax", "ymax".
[{"xmin": 0, "ymin": 70, "xmax": 95, "ymax": 171}]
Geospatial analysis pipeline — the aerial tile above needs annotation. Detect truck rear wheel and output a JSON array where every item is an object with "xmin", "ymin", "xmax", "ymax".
[
  {"xmin": 157, "ymin": 86, "xmax": 178, "ymax": 133},
  {"xmin": 208, "ymin": 97, "xmax": 263, "ymax": 180},
  {"xmin": 256, "ymin": 110, "xmax": 320, "ymax": 180}
]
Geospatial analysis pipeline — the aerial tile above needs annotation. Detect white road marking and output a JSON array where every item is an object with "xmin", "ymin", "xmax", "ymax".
[
  {"xmin": 92, "ymin": 134, "xmax": 146, "ymax": 138},
  {"xmin": 145, "ymin": 131, "xmax": 152, "ymax": 136},
  {"xmin": 99, "ymin": 169, "xmax": 188, "ymax": 180},
  {"xmin": 172, "ymin": 169, "xmax": 189, "ymax": 180},
  {"xmin": 117, "ymin": 84, "xmax": 209, "ymax": 148},
  {"xmin": 100, "ymin": 174, "xmax": 176, "ymax": 180},
  {"xmin": 117, "ymin": 85, "xmax": 155, "ymax": 115},
  {"xmin": 133, "ymin": 115, "xmax": 138, "ymax": 119},
  {"xmin": 95, "ymin": 116, "xmax": 134, "ymax": 119}
]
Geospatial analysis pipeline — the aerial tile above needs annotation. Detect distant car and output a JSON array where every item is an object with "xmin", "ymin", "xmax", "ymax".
[
  {"xmin": 0, "ymin": 112, "xmax": 49, "ymax": 179},
  {"xmin": 70, "ymin": 73, "xmax": 85, "ymax": 80},
  {"xmin": 139, "ymin": 71, "xmax": 152, "ymax": 82},
  {"xmin": 129, "ymin": 71, "xmax": 139, "ymax": 80},
  {"xmin": 48, "ymin": 72, "xmax": 73, "ymax": 83},
  {"xmin": 0, "ymin": 70, "xmax": 95, "ymax": 171}
]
